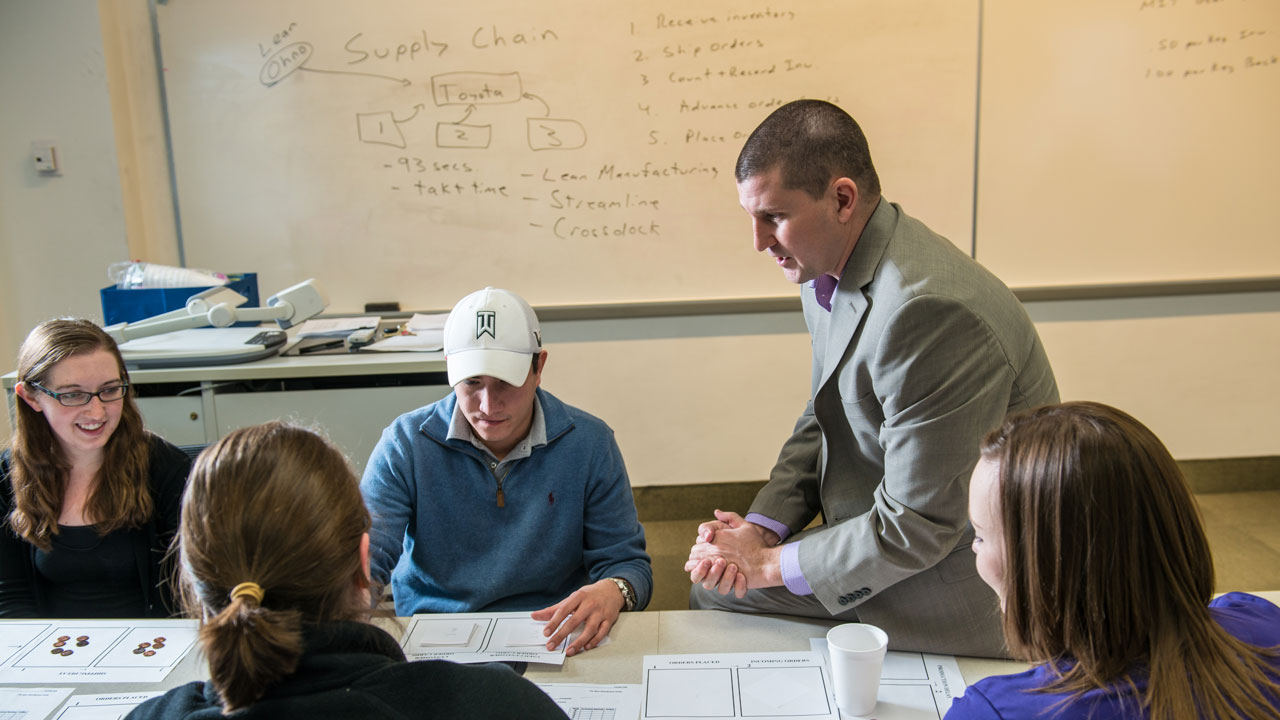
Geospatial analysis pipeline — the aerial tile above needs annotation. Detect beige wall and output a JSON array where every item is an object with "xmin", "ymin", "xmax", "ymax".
[
  {"xmin": 0, "ymin": 1, "xmax": 134, "ymax": 449},
  {"xmin": 1030, "ymin": 297, "xmax": 1280, "ymax": 461},
  {"xmin": 2, "ymin": 2, "xmax": 1276, "ymax": 478},
  {"xmin": 506, "ymin": 296, "xmax": 1280, "ymax": 487}
]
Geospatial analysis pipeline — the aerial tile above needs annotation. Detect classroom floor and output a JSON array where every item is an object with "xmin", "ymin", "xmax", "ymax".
[{"xmin": 639, "ymin": 489, "xmax": 1280, "ymax": 612}]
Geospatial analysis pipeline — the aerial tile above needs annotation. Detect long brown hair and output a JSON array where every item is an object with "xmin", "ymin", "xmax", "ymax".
[
  {"xmin": 178, "ymin": 422, "xmax": 370, "ymax": 714},
  {"xmin": 8, "ymin": 318, "xmax": 151, "ymax": 550},
  {"xmin": 981, "ymin": 401, "xmax": 1280, "ymax": 720}
]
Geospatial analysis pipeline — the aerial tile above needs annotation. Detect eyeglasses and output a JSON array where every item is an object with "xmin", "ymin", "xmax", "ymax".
[{"xmin": 27, "ymin": 382, "xmax": 129, "ymax": 407}]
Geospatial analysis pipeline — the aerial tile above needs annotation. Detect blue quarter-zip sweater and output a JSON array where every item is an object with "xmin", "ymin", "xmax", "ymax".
[{"xmin": 361, "ymin": 388, "xmax": 651, "ymax": 615}]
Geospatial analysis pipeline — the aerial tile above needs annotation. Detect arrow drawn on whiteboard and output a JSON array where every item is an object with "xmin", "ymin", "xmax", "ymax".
[
  {"xmin": 394, "ymin": 104, "xmax": 426, "ymax": 124},
  {"xmin": 458, "ymin": 104, "xmax": 478, "ymax": 124},
  {"xmin": 523, "ymin": 93, "xmax": 551, "ymax": 117},
  {"xmin": 298, "ymin": 66, "xmax": 412, "ymax": 86}
]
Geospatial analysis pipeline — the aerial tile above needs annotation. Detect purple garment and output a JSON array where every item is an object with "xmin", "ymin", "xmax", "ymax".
[
  {"xmin": 945, "ymin": 592, "xmax": 1280, "ymax": 719},
  {"xmin": 812, "ymin": 274, "xmax": 838, "ymax": 311},
  {"xmin": 744, "ymin": 513, "xmax": 791, "ymax": 542}
]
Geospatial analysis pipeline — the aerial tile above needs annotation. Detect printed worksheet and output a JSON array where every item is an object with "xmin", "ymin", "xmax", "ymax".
[
  {"xmin": 0, "ymin": 620, "xmax": 198, "ymax": 684},
  {"xmin": 641, "ymin": 652, "xmax": 838, "ymax": 720},
  {"xmin": 53, "ymin": 692, "xmax": 165, "ymax": 720},
  {"xmin": 536, "ymin": 683, "xmax": 642, "ymax": 720},
  {"xmin": 0, "ymin": 687, "xmax": 73, "ymax": 720},
  {"xmin": 810, "ymin": 639, "xmax": 967, "ymax": 719},
  {"xmin": 399, "ymin": 612, "xmax": 567, "ymax": 664}
]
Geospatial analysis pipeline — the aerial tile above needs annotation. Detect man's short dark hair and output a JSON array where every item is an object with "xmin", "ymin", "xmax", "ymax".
[{"xmin": 735, "ymin": 100, "xmax": 881, "ymax": 201}]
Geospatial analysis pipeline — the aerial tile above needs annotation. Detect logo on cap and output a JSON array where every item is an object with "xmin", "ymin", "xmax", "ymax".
[{"xmin": 476, "ymin": 311, "xmax": 496, "ymax": 339}]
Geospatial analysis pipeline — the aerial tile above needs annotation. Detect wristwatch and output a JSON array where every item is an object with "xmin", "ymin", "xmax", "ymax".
[{"xmin": 608, "ymin": 577, "xmax": 637, "ymax": 612}]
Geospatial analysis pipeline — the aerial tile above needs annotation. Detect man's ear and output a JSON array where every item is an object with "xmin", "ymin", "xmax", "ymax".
[
  {"xmin": 13, "ymin": 382, "xmax": 43, "ymax": 413},
  {"xmin": 534, "ymin": 350, "xmax": 548, "ymax": 377},
  {"xmin": 832, "ymin": 177, "xmax": 859, "ymax": 223}
]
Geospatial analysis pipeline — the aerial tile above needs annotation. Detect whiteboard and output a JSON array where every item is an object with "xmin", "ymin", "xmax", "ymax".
[
  {"xmin": 976, "ymin": 0, "xmax": 1280, "ymax": 288},
  {"xmin": 155, "ymin": 0, "xmax": 979, "ymax": 312}
]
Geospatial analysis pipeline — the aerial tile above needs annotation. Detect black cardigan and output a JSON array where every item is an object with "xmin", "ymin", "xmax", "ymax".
[
  {"xmin": 127, "ymin": 621, "xmax": 570, "ymax": 719},
  {"xmin": 0, "ymin": 434, "xmax": 190, "ymax": 618}
]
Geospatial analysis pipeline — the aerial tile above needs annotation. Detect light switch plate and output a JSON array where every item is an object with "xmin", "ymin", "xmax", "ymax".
[{"xmin": 31, "ymin": 142, "xmax": 58, "ymax": 173}]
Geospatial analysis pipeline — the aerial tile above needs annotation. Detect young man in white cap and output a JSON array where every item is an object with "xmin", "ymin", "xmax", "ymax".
[{"xmin": 361, "ymin": 287, "xmax": 651, "ymax": 656}]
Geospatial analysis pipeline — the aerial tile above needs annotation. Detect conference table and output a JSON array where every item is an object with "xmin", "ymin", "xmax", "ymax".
[
  {"xmin": 3, "ymin": 594, "xmax": 1277, "ymax": 716},
  {"xmin": 518, "ymin": 610, "xmax": 1022, "ymax": 687},
  {"xmin": 0, "ymin": 609, "xmax": 1028, "ymax": 718}
]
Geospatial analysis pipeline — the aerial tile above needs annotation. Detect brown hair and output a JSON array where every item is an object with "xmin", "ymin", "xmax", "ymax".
[
  {"xmin": 177, "ymin": 422, "xmax": 370, "ymax": 714},
  {"xmin": 980, "ymin": 401, "xmax": 1280, "ymax": 720},
  {"xmin": 8, "ymin": 318, "xmax": 151, "ymax": 550},
  {"xmin": 735, "ymin": 99, "xmax": 881, "ymax": 202}
]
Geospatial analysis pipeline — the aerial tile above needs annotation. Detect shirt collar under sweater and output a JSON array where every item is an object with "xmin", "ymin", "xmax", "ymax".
[{"xmin": 446, "ymin": 395, "xmax": 548, "ymax": 464}]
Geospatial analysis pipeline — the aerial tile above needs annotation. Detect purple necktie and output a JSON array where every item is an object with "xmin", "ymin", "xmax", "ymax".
[{"xmin": 813, "ymin": 274, "xmax": 837, "ymax": 312}]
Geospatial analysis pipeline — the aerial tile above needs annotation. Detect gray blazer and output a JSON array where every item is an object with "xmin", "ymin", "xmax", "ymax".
[{"xmin": 750, "ymin": 199, "xmax": 1059, "ymax": 656}]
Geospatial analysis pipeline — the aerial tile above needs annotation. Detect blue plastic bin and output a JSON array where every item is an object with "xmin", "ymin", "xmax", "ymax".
[{"xmin": 100, "ymin": 273, "xmax": 260, "ymax": 326}]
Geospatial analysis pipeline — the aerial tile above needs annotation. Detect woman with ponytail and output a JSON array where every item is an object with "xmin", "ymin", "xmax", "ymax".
[
  {"xmin": 948, "ymin": 402, "xmax": 1280, "ymax": 720},
  {"xmin": 1, "ymin": 319, "xmax": 190, "ymax": 618},
  {"xmin": 129, "ymin": 422, "xmax": 568, "ymax": 718}
]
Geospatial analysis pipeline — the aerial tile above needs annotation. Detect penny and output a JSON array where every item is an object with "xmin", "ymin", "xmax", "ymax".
[
  {"xmin": 76, "ymin": 641, "xmax": 89, "ymax": 647},
  {"xmin": 56, "ymin": 635, "xmax": 70, "ymax": 642},
  {"xmin": 138, "ymin": 642, "xmax": 151, "ymax": 648},
  {"xmin": 154, "ymin": 636, "xmax": 166, "ymax": 643},
  {"xmin": 76, "ymin": 635, "xmax": 89, "ymax": 642},
  {"xmin": 152, "ymin": 642, "xmax": 165, "ymax": 649},
  {"xmin": 53, "ymin": 641, "xmax": 65, "ymax": 648},
  {"xmin": 60, "ymin": 649, "xmax": 73, "ymax": 656},
  {"xmin": 50, "ymin": 648, "xmax": 62, "ymax": 654},
  {"xmin": 132, "ymin": 648, "xmax": 145, "ymax": 654},
  {"xmin": 143, "ymin": 650, "xmax": 156, "ymax": 657}
]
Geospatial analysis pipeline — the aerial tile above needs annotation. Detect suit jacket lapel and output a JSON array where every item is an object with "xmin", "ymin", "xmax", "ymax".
[
  {"xmin": 818, "ymin": 199, "xmax": 896, "ymax": 389},
  {"xmin": 820, "ymin": 285, "xmax": 865, "ymax": 389}
]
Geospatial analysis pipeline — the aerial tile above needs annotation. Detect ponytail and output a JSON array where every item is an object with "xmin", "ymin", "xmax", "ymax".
[
  {"xmin": 177, "ymin": 423, "xmax": 371, "ymax": 714},
  {"xmin": 200, "ymin": 582, "xmax": 303, "ymax": 714}
]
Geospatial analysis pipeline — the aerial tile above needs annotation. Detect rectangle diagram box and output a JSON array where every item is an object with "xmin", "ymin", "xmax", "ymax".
[{"xmin": 431, "ymin": 72, "xmax": 523, "ymax": 106}]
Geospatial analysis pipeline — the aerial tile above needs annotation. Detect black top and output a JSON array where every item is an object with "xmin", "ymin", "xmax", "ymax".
[
  {"xmin": 126, "ymin": 621, "xmax": 570, "ymax": 719},
  {"xmin": 0, "ymin": 434, "xmax": 191, "ymax": 618},
  {"xmin": 37, "ymin": 524, "xmax": 147, "ymax": 617}
]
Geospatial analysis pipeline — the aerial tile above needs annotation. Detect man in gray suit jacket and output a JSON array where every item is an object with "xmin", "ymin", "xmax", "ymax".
[{"xmin": 686, "ymin": 100, "xmax": 1058, "ymax": 658}]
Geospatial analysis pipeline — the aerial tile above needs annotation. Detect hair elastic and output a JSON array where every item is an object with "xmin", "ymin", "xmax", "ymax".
[{"xmin": 229, "ymin": 582, "xmax": 265, "ymax": 604}]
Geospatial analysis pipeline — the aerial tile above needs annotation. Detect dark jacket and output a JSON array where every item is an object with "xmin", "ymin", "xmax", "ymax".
[
  {"xmin": 126, "ymin": 620, "xmax": 570, "ymax": 719},
  {"xmin": 0, "ymin": 434, "xmax": 190, "ymax": 617}
]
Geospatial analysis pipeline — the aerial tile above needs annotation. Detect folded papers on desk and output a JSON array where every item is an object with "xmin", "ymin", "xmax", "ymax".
[
  {"xmin": 361, "ymin": 312, "xmax": 446, "ymax": 352},
  {"xmin": 295, "ymin": 316, "xmax": 380, "ymax": 338}
]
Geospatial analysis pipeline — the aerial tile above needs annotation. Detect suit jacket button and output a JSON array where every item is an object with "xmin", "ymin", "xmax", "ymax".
[{"xmin": 837, "ymin": 596, "xmax": 848, "ymax": 606}]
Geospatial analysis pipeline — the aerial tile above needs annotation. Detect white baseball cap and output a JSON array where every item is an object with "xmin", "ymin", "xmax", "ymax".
[{"xmin": 443, "ymin": 287, "xmax": 542, "ymax": 387}]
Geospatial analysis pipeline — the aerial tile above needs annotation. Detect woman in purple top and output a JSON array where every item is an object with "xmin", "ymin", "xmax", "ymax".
[{"xmin": 949, "ymin": 401, "xmax": 1280, "ymax": 720}]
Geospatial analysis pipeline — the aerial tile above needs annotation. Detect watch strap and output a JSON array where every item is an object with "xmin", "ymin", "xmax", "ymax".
[{"xmin": 608, "ymin": 577, "xmax": 636, "ymax": 612}]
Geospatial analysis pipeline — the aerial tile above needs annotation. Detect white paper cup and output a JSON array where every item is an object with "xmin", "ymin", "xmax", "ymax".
[{"xmin": 826, "ymin": 623, "xmax": 888, "ymax": 717}]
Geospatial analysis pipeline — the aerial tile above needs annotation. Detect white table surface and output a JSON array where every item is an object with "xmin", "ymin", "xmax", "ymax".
[{"xmin": 5, "ymin": 593, "xmax": 1277, "ymax": 704}]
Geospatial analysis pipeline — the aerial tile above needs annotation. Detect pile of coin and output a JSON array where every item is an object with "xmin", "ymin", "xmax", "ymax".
[
  {"xmin": 132, "ymin": 636, "xmax": 168, "ymax": 657},
  {"xmin": 49, "ymin": 634, "xmax": 88, "ymax": 656}
]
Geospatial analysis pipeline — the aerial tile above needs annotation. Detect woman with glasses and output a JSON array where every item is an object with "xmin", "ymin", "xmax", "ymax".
[{"xmin": 1, "ymin": 318, "xmax": 191, "ymax": 618}]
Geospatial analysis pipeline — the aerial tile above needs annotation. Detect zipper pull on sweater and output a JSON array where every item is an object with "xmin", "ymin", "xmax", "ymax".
[{"xmin": 496, "ymin": 486, "xmax": 505, "ymax": 507}]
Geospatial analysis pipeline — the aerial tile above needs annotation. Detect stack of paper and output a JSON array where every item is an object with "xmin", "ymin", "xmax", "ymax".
[
  {"xmin": 295, "ymin": 317, "xmax": 380, "ymax": 338},
  {"xmin": 363, "ymin": 313, "xmax": 447, "ymax": 353}
]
